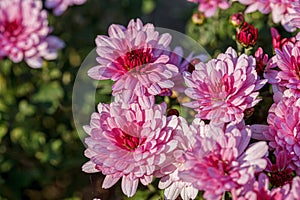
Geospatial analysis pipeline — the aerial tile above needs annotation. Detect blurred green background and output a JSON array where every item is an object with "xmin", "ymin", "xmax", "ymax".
[{"xmin": 0, "ymin": 0, "xmax": 292, "ymax": 199}]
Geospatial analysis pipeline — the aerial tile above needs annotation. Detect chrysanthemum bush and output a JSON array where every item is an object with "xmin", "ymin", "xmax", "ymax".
[
  {"xmin": 80, "ymin": 0, "xmax": 300, "ymax": 197},
  {"xmin": 0, "ymin": 0, "xmax": 87, "ymax": 68}
]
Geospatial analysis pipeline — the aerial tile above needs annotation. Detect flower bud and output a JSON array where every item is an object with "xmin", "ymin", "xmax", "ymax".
[
  {"xmin": 244, "ymin": 107, "xmax": 254, "ymax": 119},
  {"xmin": 188, "ymin": 58, "xmax": 201, "ymax": 73},
  {"xmin": 254, "ymin": 47, "xmax": 268, "ymax": 76},
  {"xmin": 230, "ymin": 13, "xmax": 244, "ymax": 27},
  {"xmin": 236, "ymin": 22, "xmax": 258, "ymax": 47},
  {"xmin": 192, "ymin": 12, "xmax": 205, "ymax": 25},
  {"xmin": 167, "ymin": 109, "xmax": 179, "ymax": 117}
]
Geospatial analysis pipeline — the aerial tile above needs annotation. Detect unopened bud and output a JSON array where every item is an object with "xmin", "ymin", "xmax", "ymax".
[
  {"xmin": 167, "ymin": 109, "xmax": 179, "ymax": 117},
  {"xmin": 230, "ymin": 13, "xmax": 244, "ymax": 27},
  {"xmin": 192, "ymin": 12, "xmax": 205, "ymax": 25},
  {"xmin": 236, "ymin": 22, "xmax": 258, "ymax": 47},
  {"xmin": 188, "ymin": 58, "xmax": 201, "ymax": 73}
]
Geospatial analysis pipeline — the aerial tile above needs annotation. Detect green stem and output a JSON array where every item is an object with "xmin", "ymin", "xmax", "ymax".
[{"xmin": 244, "ymin": 46, "xmax": 253, "ymax": 55}]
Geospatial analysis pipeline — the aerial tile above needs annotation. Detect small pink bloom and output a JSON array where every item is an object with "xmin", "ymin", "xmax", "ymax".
[
  {"xmin": 188, "ymin": 0, "xmax": 231, "ymax": 17},
  {"xmin": 0, "ymin": 0, "xmax": 64, "ymax": 68},
  {"xmin": 263, "ymin": 92, "xmax": 300, "ymax": 174},
  {"xmin": 178, "ymin": 120, "xmax": 268, "ymax": 200},
  {"xmin": 88, "ymin": 19, "xmax": 178, "ymax": 107},
  {"xmin": 184, "ymin": 47, "xmax": 267, "ymax": 124},
  {"xmin": 45, "ymin": 0, "xmax": 87, "ymax": 16},
  {"xmin": 82, "ymin": 101, "xmax": 180, "ymax": 197}
]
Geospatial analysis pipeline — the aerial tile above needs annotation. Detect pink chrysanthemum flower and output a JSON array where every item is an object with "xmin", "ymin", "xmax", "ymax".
[
  {"xmin": 289, "ymin": 2, "xmax": 300, "ymax": 29},
  {"xmin": 0, "ymin": 0, "xmax": 64, "ymax": 68},
  {"xmin": 45, "ymin": 0, "xmax": 87, "ymax": 16},
  {"xmin": 263, "ymin": 92, "xmax": 300, "ymax": 174},
  {"xmin": 237, "ymin": 0, "xmax": 271, "ymax": 15},
  {"xmin": 159, "ymin": 117, "xmax": 199, "ymax": 200},
  {"xmin": 232, "ymin": 173, "xmax": 291, "ymax": 200},
  {"xmin": 88, "ymin": 19, "xmax": 178, "ymax": 107},
  {"xmin": 265, "ymin": 151, "xmax": 294, "ymax": 187},
  {"xmin": 264, "ymin": 40, "xmax": 300, "ymax": 97},
  {"xmin": 188, "ymin": 0, "xmax": 231, "ymax": 17},
  {"xmin": 288, "ymin": 176, "xmax": 300, "ymax": 199},
  {"xmin": 183, "ymin": 47, "xmax": 267, "ymax": 124},
  {"xmin": 238, "ymin": 0, "xmax": 300, "ymax": 32},
  {"xmin": 270, "ymin": 0, "xmax": 300, "ymax": 32},
  {"xmin": 270, "ymin": 27, "xmax": 296, "ymax": 50},
  {"xmin": 82, "ymin": 101, "xmax": 180, "ymax": 197},
  {"xmin": 178, "ymin": 121, "xmax": 268, "ymax": 200}
]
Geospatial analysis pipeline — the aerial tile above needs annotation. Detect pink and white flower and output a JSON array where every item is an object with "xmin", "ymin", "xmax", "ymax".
[
  {"xmin": 264, "ymin": 39, "xmax": 300, "ymax": 97},
  {"xmin": 45, "ymin": 0, "xmax": 87, "ymax": 16},
  {"xmin": 237, "ymin": 0, "xmax": 271, "ymax": 15},
  {"xmin": 188, "ymin": 0, "xmax": 231, "ymax": 17},
  {"xmin": 178, "ymin": 121, "xmax": 268, "ymax": 200},
  {"xmin": 184, "ymin": 47, "xmax": 267, "ymax": 124},
  {"xmin": 82, "ymin": 101, "xmax": 180, "ymax": 197},
  {"xmin": 289, "ymin": 2, "xmax": 300, "ymax": 29},
  {"xmin": 288, "ymin": 176, "xmax": 300, "ymax": 199},
  {"xmin": 237, "ymin": 0, "xmax": 300, "ymax": 32},
  {"xmin": 88, "ymin": 19, "xmax": 178, "ymax": 107},
  {"xmin": 0, "ymin": 0, "xmax": 64, "ymax": 68},
  {"xmin": 159, "ymin": 117, "xmax": 199, "ymax": 200},
  {"xmin": 232, "ymin": 173, "xmax": 291, "ymax": 200},
  {"xmin": 263, "ymin": 92, "xmax": 300, "ymax": 174}
]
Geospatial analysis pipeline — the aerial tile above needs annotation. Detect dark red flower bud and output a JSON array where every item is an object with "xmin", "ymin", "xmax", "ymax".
[
  {"xmin": 244, "ymin": 107, "xmax": 254, "ymax": 119},
  {"xmin": 230, "ymin": 13, "xmax": 244, "ymax": 27},
  {"xmin": 254, "ymin": 47, "xmax": 269, "ymax": 76},
  {"xmin": 167, "ymin": 109, "xmax": 179, "ymax": 117},
  {"xmin": 188, "ymin": 58, "xmax": 201, "ymax": 73},
  {"xmin": 236, "ymin": 22, "xmax": 258, "ymax": 47}
]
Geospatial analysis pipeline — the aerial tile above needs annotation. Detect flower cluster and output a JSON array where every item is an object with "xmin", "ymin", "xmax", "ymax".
[
  {"xmin": 81, "ymin": 16, "xmax": 300, "ymax": 200},
  {"xmin": 81, "ymin": 1, "xmax": 300, "ymax": 200}
]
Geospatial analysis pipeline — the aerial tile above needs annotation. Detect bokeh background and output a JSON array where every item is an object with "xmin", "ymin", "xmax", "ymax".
[{"xmin": 0, "ymin": 0, "xmax": 292, "ymax": 199}]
